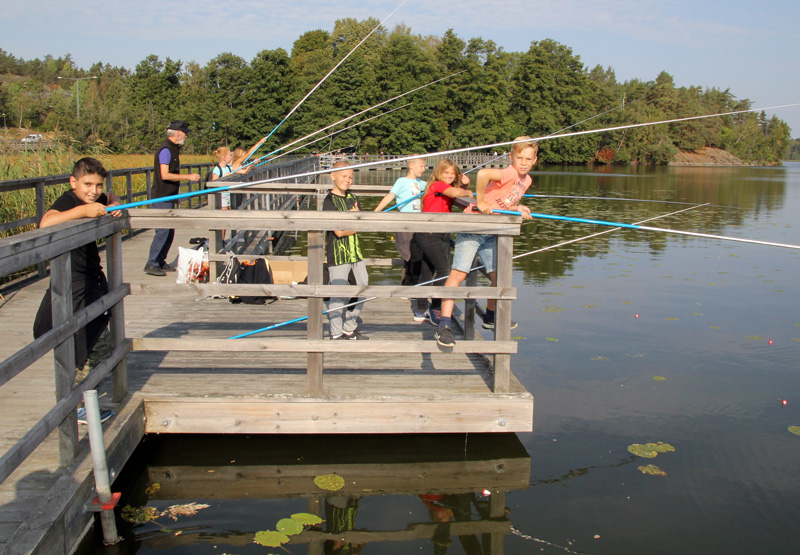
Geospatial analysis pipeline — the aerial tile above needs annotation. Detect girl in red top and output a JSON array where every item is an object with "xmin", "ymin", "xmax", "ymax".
[{"xmin": 412, "ymin": 159, "xmax": 473, "ymax": 325}]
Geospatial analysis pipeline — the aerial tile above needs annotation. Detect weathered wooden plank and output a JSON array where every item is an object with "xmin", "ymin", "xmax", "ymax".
[
  {"xmin": 0, "ymin": 284, "xmax": 129, "ymax": 388},
  {"xmin": 128, "ymin": 209, "xmax": 522, "ymax": 235},
  {"xmin": 144, "ymin": 396, "xmax": 533, "ymax": 434},
  {"xmin": 0, "ymin": 216, "xmax": 127, "ymax": 276},
  {"xmin": 493, "ymin": 235, "xmax": 514, "ymax": 393},
  {"xmin": 129, "ymin": 283, "xmax": 516, "ymax": 300},
  {"xmin": 0, "ymin": 342, "xmax": 129, "ymax": 484},
  {"xmin": 132, "ymin": 337, "xmax": 517, "ymax": 354}
]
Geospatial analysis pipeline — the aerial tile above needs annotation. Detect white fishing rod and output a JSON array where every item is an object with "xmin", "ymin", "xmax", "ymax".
[
  {"xmin": 109, "ymin": 101, "xmax": 800, "ymax": 211},
  {"xmin": 265, "ymin": 103, "xmax": 412, "ymax": 165},
  {"xmin": 229, "ymin": 204, "xmax": 708, "ymax": 338},
  {"xmin": 240, "ymin": 0, "xmax": 407, "ymax": 166},
  {"xmin": 248, "ymin": 71, "xmax": 465, "ymax": 168}
]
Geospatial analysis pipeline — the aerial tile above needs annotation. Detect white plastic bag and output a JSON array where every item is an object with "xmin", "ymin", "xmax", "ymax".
[{"xmin": 176, "ymin": 246, "xmax": 208, "ymax": 284}]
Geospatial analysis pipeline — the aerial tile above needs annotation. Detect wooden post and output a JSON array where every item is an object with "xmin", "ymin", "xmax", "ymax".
[
  {"xmin": 209, "ymin": 193, "xmax": 222, "ymax": 282},
  {"xmin": 307, "ymin": 497, "xmax": 324, "ymax": 555},
  {"xmin": 107, "ymin": 231, "xmax": 128, "ymax": 402},
  {"xmin": 464, "ymin": 270, "xmax": 477, "ymax": 341},
  {"xmin": 489, "ymin": 490, "xmax": 506, "ymax": 554},
  {"xmin": 36, "ymin": 181, "xmax": 47, "ymax": 277},
  {"xmin": 493, "ymin": 236, "xmax": 513, "ymax": 393},
  {"xmin": 125, "ymin": 172, "xmax": 133, "ymax": 205},
  {"xmin": 307, "ymin": 230, "xmax": 325, "ymax": 394},
  {"xmin": 51, "ymin": 251, "xmax": 79, "ymax": 466}
]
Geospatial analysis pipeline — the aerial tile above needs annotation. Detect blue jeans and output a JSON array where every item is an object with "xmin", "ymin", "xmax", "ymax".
[
  {"xmin": 146, "ymin": 200, "xmax": 176, "ymax": 267},
  {"xmin": 450, "ymin": 233, "xmax": 496, "ymax": 274}
]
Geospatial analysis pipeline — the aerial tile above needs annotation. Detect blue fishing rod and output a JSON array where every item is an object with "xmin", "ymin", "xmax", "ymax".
[
  {"xmin": 228, "ymin": 194, "xmax": 419, "ymax": 339},
  {"xmin": 228, "ymin": 203, "xmax": 710, "ymax": 339}
]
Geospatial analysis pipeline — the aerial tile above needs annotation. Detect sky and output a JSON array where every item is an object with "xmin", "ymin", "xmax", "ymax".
[{"xmin": 4, "ymin": 0, "xmax": 800, "ymax": 136}]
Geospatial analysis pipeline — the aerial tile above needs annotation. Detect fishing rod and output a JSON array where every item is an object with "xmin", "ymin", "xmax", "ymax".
[
  {"xmin": 521, "ymin": 193, "xmax": 703, "ymax": 206},
  {"xmin": 248, "ymin": 71, "xmax": 465, "ymax": 168},
  {"xmin": 264, "ymin": 103, "xmax": 411, "ymax": 165},
  {"xmin": 107, "ymin": 101, "xmax": 800, "ymax": 213},
  {"xmin": 385, "ymin": 190, "xmax": 425, "ymax": 212},
  {"xmin": 486, "ymin": 208, "xmax": 800, "ymax": 250},
  {"xmin": 462, "ymin": 96, "xmax": 637, "ymax": 176},
  {"xmin": 228, "ymin": 204, "xmax": 707, "ymax": 339},
  {"xmin": 239, "ymin": 1, "xmax": 406, "ymax": 166}
]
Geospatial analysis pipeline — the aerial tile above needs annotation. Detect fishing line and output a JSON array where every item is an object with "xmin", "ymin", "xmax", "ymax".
[
  {"xmin": 486, "ymin": 208, "xmax": 800, "ymax": 250},
  {"xmin": 108, "ymin": 101, "xmax": 799, "ymax": 212},
  {"xmin": 228, "ymin": 204, "xmax": 705, "ymax": 339},
  {"xmin": 462, "ymin": 95, "xmax": 637, "ymax": 176},
  {"xmin": 247, "ymin": 71, "xmax": 465, "ymax": 167},
  {"xmin": 265, "ymin": 103, "xmax": 411, "ymax": 165},
  {"xmin": 239, "ymin": 1, "xmax": 407, "ymax": 166}
]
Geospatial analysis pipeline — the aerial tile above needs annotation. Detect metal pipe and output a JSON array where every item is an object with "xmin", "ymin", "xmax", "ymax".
[{"xmin": 82, "ymin": 390, "xmax": 120, "ymax": 545}]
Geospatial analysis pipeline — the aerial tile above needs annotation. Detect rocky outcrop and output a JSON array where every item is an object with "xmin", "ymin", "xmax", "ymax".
[{"xmin": 670, "ymin": 147, "xmax": 748, "ymax": 166}]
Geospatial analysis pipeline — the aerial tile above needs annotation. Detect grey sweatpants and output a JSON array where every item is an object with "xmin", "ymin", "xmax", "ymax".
[{"xmin": 326, "ymin": 260, "xmax": 368, "ymax": 338}]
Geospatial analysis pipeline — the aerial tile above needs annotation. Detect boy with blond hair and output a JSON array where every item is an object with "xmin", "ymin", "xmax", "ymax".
[
  {"xmin": 323, "ymin": 160, "xmax": 369, "ymax": 340},
  {"xmin": 434, "ymin": 138, "xmax": 538, "ymax": 347}
]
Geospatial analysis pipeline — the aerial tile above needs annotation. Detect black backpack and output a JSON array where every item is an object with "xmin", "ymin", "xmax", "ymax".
[
  {"xmin": 230, "ymin": 258, "xmax": 274, "ymax": 304},
  {"xmin": 204, "ymin": 164, "xmax": 223, "ymax": 188}
]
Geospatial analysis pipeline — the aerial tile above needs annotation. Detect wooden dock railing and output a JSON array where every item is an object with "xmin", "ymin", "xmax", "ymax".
[
  {"xmin": 0, "ymin": 215, "xmax": 130, "ymax": 483},
  {"xmin": 129, "ymin": 208, "xmax": 522, "ymax": 394}
]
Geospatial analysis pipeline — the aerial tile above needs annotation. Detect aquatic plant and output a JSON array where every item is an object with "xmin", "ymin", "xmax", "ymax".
[{"xmin": 314, "ymin": 473, "xmax": 345, "ymax": 491}]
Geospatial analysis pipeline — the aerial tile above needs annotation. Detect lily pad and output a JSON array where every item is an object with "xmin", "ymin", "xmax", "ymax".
[
  {"xmin": 627, "ymin": 444, "xmax": 658, "ymax": 458},
  {"xmin": 745, "ymin": 336, "xmax": 764, "ymax": 340},
  {"xmin": 276, "ymin": 518, "xmax": 303, "ymax": 536},
  {"xmin": 638, "ymin": 464, "xmax": 667, "ymax": 476},
  {"xmin": 628, "ymin": 442, "xmax": 675, "ymax": 458},
  {"xmin": 665, "ymin": 317, "xmax": 679, "ymax": 321},
  {"xmin": 545, "ymin": 337, "xmax": 559, "ymax": 342},
  {"xmin": 314, "ymin": 473, "xmax": 345, "ymax": 491},
  {"xmin": 542, "ymin": 306, "xmax": 565, "ymax": 313},
  {"xmin": 591, "ymin": 356, "xmax": 609, "ymax": 361},
  {"xmin": 789, "ymin": 426, "xmax": 800, "ymax": 436},
  {"xmin": 653, "ymin": 376, "xmax": 666, "ymax": 381},
  {"xmin": 291, "ymin": 512, "xmax": 324, "ymax": 526},
  {"xmin": 254, "ymin": 530, "xmax": 290, "ymax": 547}
]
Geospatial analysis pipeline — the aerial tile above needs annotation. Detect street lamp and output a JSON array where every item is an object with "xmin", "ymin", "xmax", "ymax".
[{"xmin": 57, "ymin": 76, "xmax": 97, "ymax": 120}]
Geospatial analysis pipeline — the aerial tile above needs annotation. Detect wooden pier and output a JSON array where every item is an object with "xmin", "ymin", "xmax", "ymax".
[{"xmin": 0, "ymin": 173, "xmax": 533, "ymax": 553}]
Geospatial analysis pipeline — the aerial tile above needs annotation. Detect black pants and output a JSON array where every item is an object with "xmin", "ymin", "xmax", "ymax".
[{"xmin": 412, "ymin": 232, "xmax": 451, "ymax": 311}]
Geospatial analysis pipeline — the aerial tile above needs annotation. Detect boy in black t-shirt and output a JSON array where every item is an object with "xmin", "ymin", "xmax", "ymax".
[
  {"xmin": 33, "ymin": 157, "xmax": 122, "ymax": 422},
  {"xmin": 322, "ymin": 160, "xmax": 369, "ymax": 340}
]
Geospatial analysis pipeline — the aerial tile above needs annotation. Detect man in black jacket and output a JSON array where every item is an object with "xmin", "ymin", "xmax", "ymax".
[{"xmin": 144, "ymin": 120, "xmax": 201, "ymax": 276}]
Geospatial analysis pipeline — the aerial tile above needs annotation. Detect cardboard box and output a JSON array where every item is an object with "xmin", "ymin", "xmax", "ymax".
[{"xmin": 268, "ymin": 260, "xmax": 308, "ymax": 285}]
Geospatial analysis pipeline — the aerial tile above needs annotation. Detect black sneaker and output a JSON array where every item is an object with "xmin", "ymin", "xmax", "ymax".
[
  {"xmin": 345, "ymin": 330, "xmax": 370, "ymax": 340},
  {"xmin": 435, "ymin": 326, "xmax": 455, "ymax": 347},
  {"xmin": 160, "ymin": 263, "xmax": 176, "ymax": 273},
  {"xmin": 144, "ymin": 263, "xmax": 166, "ymax": 276},
  {"xmin": 332, "ymin": 334, "xmax": 350, "ymax": 340},
  {"xmin": 482, "ymin": 319, "xmax": 518, "ymax": 330}
]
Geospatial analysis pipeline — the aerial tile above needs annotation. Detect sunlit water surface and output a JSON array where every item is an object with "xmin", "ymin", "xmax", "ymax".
[{"xmin": 81, "ymin": 163, "xmax": 800, "ymax": 554}]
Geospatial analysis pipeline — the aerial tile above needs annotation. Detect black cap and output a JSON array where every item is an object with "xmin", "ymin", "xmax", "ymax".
[{"xmin": 167, "ymin": 120, "xmax": 190, "ymax": 134}]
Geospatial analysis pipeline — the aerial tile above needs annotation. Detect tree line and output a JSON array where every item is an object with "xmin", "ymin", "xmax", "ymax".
[{"xmin": 0, "ymin": 19, "xmax": 792, "ymax": 164}]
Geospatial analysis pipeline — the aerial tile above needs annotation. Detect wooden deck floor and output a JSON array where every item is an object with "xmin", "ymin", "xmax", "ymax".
[{"xmin": 0, "ymin": 223, "xmax": 533, "ymax": 553}]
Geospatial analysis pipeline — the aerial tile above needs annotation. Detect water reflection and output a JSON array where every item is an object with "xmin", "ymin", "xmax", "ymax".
[{"xmin": 96, "ymin": 434, "xmax": 530, "ymax": 554}]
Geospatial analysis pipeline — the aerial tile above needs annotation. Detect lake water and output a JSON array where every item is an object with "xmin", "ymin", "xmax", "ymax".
[{"xmin": 82, "ymin": 163, "xmax": 800, "ymax": 554}]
